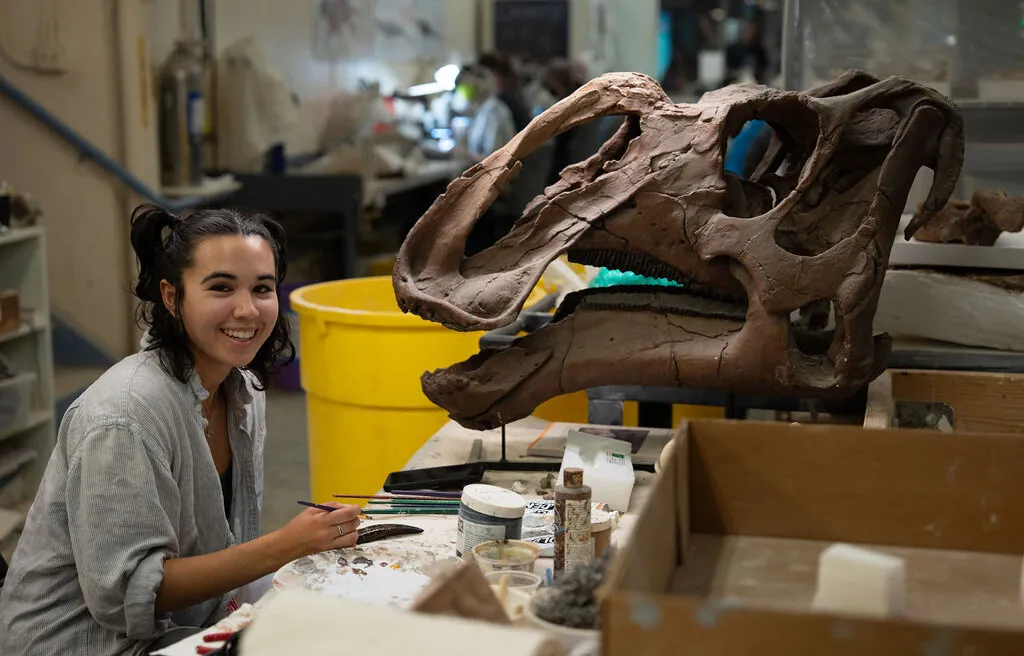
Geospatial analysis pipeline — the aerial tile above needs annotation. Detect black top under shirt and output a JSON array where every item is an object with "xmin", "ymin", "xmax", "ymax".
[{"xmin": 220, "ymin": 462, "xmax": 233, "ymax": 520}]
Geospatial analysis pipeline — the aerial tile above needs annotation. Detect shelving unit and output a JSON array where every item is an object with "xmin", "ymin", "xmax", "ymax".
[{"xmin": 0, "ymin": 225, "xmax": 55, "ymax": 554}]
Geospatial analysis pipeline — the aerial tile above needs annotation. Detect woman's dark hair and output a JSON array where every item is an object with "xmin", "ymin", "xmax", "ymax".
[{"xmin": 129, "ymin": 203, "xmax": 294, "ymax": 391}]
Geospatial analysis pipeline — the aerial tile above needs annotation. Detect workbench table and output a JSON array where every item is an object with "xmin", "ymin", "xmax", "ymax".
[
  {"xmin": 339, "ymin": 415, "xmax": 657, "ymax": 582},
  {"xmin": 156, "ymin": 417, "xmax": 657, "ymax": 654}
]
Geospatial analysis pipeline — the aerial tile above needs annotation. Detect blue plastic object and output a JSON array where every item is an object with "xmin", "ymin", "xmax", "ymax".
[
  {"xmin": 589, "ymin": 268, "xmax": 683, "ymax": 289},
  {"xmin": 725, "ymin": 119, "xmax": 771, "ymax": 176}
]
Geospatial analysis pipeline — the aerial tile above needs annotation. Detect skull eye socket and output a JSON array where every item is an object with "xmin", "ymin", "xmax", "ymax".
[
  {"xmin": 721, "ymin": 99, "xmax": 822, "ymax": 219},
  {"xmin": 748, "ymin": 100, "xmax": 822, "ymax": 194},
  {"xmin": 722, "ymin": 119, "xmax": 779, "ymax": 218}
]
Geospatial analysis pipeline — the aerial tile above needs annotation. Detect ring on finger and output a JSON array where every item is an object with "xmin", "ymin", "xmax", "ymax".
[{"xmin": 337, "ymin": 524, "xmax": 345, "ymax": 538}]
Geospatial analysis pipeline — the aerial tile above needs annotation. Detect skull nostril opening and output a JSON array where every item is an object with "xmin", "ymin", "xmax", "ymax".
[{"xmin": 790, "ymin": 299, "xmax": 838, "ymax": 357}]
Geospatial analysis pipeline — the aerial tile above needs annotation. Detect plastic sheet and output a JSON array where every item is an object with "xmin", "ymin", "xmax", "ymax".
[
  {"xmin": 784, "ymin": 0, "xmax": 1024, "ymax": 102},
  {"xmin": 783, "ymin": 0, "xmax": 1024, "ymax": 202}
]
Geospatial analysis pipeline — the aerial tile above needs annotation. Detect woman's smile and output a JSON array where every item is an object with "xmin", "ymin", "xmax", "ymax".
[{"xmin": 221, "ymin": 327, "xmax": 258, "ymax": 342}]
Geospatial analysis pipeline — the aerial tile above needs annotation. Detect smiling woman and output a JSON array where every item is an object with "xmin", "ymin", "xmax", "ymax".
[
  {"xmin": 131, "ymin": 205, "xmax": 293, "ymax": 391},
  {"xmin": 0, "ymin": 205, "xmax": 364, "ymax": 656}
]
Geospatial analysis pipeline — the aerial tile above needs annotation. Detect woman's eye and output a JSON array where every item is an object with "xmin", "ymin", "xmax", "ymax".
[
  {"xmin": 255, "ymin": 285, "xmax": 275, "ymax": 294},
  {"xmin": 209, "ymin": 284, "xmax": 232, "ymax": 293}
]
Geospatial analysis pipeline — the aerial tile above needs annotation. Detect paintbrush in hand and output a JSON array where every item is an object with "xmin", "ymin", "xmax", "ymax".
[{"xmin": 334, "ymin": 492, "xmax": 462, "ymax": 501}]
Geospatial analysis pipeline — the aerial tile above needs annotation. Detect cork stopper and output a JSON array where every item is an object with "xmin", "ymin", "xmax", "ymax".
[{"xmin": 564, "ymin": 467, "xmax": 584, "ymax": 488}]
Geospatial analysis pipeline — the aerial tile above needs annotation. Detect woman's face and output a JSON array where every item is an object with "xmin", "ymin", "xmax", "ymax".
[{"xmin": 162, "ymin": 234, "xmax": 279, "ymax": 384}]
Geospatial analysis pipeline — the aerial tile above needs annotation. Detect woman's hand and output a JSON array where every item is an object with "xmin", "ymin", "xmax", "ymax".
[
  {"xmin": 157, "ymin": 502, "xmax": 362, "ymax": 615},
  {"xmin": 275, "ymin": 502, "xmax": 361, "ymax": 560}
]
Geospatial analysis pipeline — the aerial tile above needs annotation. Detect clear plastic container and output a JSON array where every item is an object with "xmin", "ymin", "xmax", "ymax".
[
  {"xmin": 471, "ymin": 539, "xmax": 541, "ymax": 574},
  {"xmin": 484, "ymin": 570, "xmax": 543, "ymax": 593},
  {"xmin": 784, "ymin": 0, "xmax": 956, "ymax": 95},
  {"xmin": 781, "ymin": 0, "xmax": 1024, "ymax": 207},
  {"xmin": 486, "ymin": 571, "xmax": 543, "ymax": 621}
]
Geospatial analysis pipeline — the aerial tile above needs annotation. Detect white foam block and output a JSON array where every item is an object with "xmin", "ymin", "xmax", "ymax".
[
  {"xmin": 875, "ymin": 269, "xmax": 1024, "ymax": 352},
  {"xmin": 811, "ymin": 544, "xmax": 906, "ymax": 618}
]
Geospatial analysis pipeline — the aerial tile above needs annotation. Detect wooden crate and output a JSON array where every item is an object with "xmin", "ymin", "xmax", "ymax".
[
  {"xmin": 893, "ymin": 370, "xmax": 1024, "ymax": 433},
  {"xmin": 601, "ymin": 419, "xmax": 1024, "ymax": 655}
]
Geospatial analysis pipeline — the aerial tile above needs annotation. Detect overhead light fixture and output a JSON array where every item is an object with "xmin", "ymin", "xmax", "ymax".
[
  {"xmin": 407, "ymin": 82, "xmax": 449, "ymax": 96},
  {"xmin": 434, "ymin": 64, "xmax": 460, "ymax": 88},
  {"xmin": 406, "ymin": 64, "xmax": 462, "ymax": 97}
]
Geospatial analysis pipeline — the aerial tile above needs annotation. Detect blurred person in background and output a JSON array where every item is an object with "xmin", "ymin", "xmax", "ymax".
[
  {"xmin": 479, "ymin": 52, "xmax": 533, "ymax": 133},
  {"xmin": 521, "ymin": 54, "xmax": 558, "ymax": 116},
  {"xmin": 542, "ymin": 58, "xmax": 581, "ymax": 101},
  {"xmin": 466, "ymin": 52, "xmax": 532, "ymax": 160},
  {"xmin": 725, "ymin": 19, "xmax": 769, "ymax": 85}
]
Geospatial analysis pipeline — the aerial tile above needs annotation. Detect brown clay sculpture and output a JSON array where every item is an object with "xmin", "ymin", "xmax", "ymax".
[
  {"xmin": 911, "ymin": 189, "xmax": 1024, "ymax": 246},
  {"xmin": 393, "ymin": 70, "xmax": 965, "ymax": 430}
]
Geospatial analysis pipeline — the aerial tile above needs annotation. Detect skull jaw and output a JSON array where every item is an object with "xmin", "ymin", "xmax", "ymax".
[{"xmin": 420, "ymin": 306, "xmax": 890, "ymax": 431}]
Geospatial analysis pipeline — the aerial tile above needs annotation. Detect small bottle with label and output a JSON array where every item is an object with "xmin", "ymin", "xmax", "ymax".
[{"xmin": 554, "ymin": 467, "xmax": 593, "ymax": 577}]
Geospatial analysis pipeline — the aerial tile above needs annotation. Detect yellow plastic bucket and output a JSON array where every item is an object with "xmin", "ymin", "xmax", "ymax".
[{"xmin": 290, "ymin": 276, "xmax": 484, "ymax": 501}]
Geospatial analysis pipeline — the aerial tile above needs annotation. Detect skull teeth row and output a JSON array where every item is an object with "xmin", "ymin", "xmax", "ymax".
[{"xmin": 569, "ymin": 248, "xmax": 688, "ymax": 285}]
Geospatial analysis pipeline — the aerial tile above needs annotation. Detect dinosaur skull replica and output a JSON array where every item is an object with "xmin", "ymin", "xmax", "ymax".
[{"xmin": 393, "ymin": 70, "xmax": 964, "ymax": 430}]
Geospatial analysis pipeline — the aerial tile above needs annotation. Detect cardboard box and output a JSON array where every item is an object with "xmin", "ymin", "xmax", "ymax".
[
  {"xmin": 0, "ymin": 291, "xmax": 19, "ymax": 335},
  {"xmin": 602, "ymin": 419, "xmax": 1024, "ymax": 654}
]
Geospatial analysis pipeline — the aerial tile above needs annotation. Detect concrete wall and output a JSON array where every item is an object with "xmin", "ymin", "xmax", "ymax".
[{"xmin": 0, "ymin": 0, "xmax": 151, "ymax": 360}]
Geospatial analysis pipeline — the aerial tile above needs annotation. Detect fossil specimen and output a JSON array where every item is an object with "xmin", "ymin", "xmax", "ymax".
[
  {"xmin": 911, "ymin": 189, "xmax": 1024, "ymax": 246},
  {"xmin": 393, "ymin": 70, "xmax": 964, "ymax": 430}
]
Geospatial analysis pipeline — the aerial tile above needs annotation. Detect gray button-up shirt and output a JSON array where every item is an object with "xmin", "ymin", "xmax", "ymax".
[{"xmin": 0, "ymin": 349, "xmax": 266, "ymax": 655}]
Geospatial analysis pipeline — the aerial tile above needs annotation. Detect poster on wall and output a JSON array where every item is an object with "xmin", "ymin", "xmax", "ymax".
[
  {"xmin": 312, "ymin": 0, "xmax": 374, "ymax": 60},
  {"xmin": 372, "ymin": 0, "xmax": 447, "ymax": 61}
]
